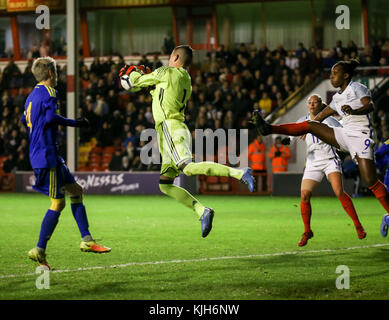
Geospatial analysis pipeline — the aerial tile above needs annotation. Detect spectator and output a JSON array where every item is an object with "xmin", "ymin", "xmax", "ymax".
[
  {"xmin": 295, "ymin": 42, "xmax": 308, "ymax": 57},
  {"xmin": 138, "ymin": 54, "xmax": 151, "ymax": 69},
  {"xmin": 333, "ymin": 40, "xmax": 345, "ymax": 59},
  {"xmin": 259, "ymin": 92, "xmax": 272, "ymax": 116},
  {"xmin": 121, "ymin": 156, "xmax": 131, "ymax": 171},
  {"xmin": 3, "ymin": 154, "xmax": 16, "ymax": 173},
  {"xmin": 285, "ymin": 51, "xmax": 299, "ymax": 70},
  {"xmin": 322, "ymin": 49, "xmax": 337, "ymax": 68},
  {"xmin": 150, "ymin": 54, "xmax": 163, "ymax": 70},
  {"xmin": 97, "ymin": 121, "xmax": 114, "ymax": 148},
  {"xmin": 162, "ymin": 32, "xmax": 175, "ymax": 55},
  {"xmin": 109, "ymin": 149, "xmax": 123, "ymax": 171},
  {"xmin": 93, "ymin": 94, "xmax": 109, "ymax": 116},
  {"xmin": 16, "ymin": 152, "xmax": 32, "ymax": 171},
  {"xmin": 268, "ymin": 136, "xmax": 291, "ymax": 173}
]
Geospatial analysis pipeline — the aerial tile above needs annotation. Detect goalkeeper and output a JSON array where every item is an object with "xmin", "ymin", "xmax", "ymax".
[{"xmin": 119, "ymin": 45, "xmax": 254, "ymax": 238}]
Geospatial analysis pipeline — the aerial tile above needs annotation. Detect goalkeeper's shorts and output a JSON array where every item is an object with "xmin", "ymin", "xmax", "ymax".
[{"xmin": 156, "ymin": 119, "xmax": 193, "ymax": 179}]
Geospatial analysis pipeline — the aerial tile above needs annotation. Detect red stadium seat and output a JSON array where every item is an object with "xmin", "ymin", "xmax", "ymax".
[
  {"xmin": 91, "ymin": 146, "xmax": 102, "ymax": 154},
  {"xmin": 103, "ymin": 146, "xmax": 115, "ymax": 154},
  {"xmin": 219, "ymin": 177, "xmax": 229, "ymax": 183},
  {"xmin": 206, "ymin": 176, "xmax": 219, "ymax": 184}
]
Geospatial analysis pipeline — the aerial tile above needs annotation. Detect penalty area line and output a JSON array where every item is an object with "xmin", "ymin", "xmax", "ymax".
[{"xmin": 1, "ymin": 242, "xmax": 389, "ymax": 280}]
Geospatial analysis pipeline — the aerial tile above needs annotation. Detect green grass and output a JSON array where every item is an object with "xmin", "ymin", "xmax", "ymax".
[{"xmin": 0, "ymin": 193, "xmax": 388, "ymax": 300}]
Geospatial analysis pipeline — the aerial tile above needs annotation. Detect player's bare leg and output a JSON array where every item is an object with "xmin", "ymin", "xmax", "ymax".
[
  {"xmin": 65, "ymin": 183, "xmax": 111, "ymax": 253},
  {"xmin": 356, "ymin": 157, "xmax": 389, "ymax": 236},
  {"xmin": 252, "ymin": 110, "xmax": 341, "ymax": 149},
  {"xmin": 299, "ymin": 179, "xmax": 317, "ymax": 246},
  {"xmin": 327, "ymin": 172, "xmax": 366, "ymax": 239}
]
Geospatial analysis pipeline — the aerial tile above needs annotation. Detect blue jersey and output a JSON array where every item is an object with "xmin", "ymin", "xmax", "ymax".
[
  {"xmin": 21, "ymin": 83, "xmax": 77, "ymax": 169},
  {"xmin": 376, "ymin": 139, "xmax": 389, "ymax": 169}
]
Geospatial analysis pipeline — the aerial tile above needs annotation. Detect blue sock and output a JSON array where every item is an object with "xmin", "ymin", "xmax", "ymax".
[
  {"xmin": 37, "ymin": 209, "xmax": 61, "ymax": 250},
  {"xmin": 70, "ymin": 197, "xmax": 91, "ymax": 238}
]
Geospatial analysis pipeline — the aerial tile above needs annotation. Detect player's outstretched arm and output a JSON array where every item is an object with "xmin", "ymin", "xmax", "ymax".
[
  {"xmin": 45, "ymin": 107, "xmax": 89, "ymax": 128},
  {"xmin": 313, "ymin": 105, "xmax": 336, "ymax": 123},
  {"xmin": 121, "ymin": 65, "xmax": 167, "ymax": 88}
]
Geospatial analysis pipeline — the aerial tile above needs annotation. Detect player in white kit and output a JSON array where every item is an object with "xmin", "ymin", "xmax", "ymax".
[
  {"xmin": 285, "ymin": 94, "xmax": 366, "ymax": 246},
  {"xmin": 252, "ymin": 59, "xmax": 389, "ymax": 237}
]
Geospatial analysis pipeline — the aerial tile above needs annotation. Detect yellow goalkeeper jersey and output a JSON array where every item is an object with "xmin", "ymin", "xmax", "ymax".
[{"xmin": 129, "ymin": 66, "xmax": 192, "ymax": 126}]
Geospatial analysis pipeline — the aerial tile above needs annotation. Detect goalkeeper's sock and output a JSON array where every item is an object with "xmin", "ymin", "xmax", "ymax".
[
  {"xmin": 70, "ymin": 196, "xmax": 91, "ymax": 238},
  {"xmin": 369, "ymin": 180, "xmax": 389, "ymax": 214},
  {"xmin": 300, "ymin": 200, "xmax": 312, "ymax": 233},
  {"xmin": 159, "ymin": 181, "xmax": 205, "ymax": 218},
  {"xmin": 183, "ymin": 162, "xmax": 244, "ymax": 180},
  {"xmin": 338, "ymin": 192, "xmax": 362, "ymax": 227},
  {"xmin": 271, "ymin": 121, "xmax": 309, "ymax": 136},
  {"xmin": 37, "ymin": 209, "xmax": 61, "ymax": 250}
]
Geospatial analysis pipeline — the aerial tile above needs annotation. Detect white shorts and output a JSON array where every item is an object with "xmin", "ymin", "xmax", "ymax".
[
  {"xmin": 333, "ymin": 127, "xmax": 374, "ymax": 161},
  {"xmin": 302, "ymin": 159, "xmax": 342, "ymax": 183}
]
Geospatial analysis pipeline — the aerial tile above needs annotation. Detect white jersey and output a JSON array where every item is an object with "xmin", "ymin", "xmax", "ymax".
[
  {"xmin": 297, "ymin": 115, "xmax": 342, "ymax": 165},
  {"xmin": 329, "ymin": 81, "xmax": 372, "ymax": 133}
]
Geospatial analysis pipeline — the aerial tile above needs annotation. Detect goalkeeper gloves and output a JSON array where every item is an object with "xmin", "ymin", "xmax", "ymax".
[
  {"xmin": 119, "ymin": 64, "xmax": 151, "ymax": 77},
  {"xmin": 119, "ymin": 65, "xmax": 137, "ymax": 77}
]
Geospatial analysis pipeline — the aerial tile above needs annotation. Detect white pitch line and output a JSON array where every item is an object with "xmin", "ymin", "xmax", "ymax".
[{"xmin": 1, "ymin": 243, "xmax": 389, "ymax": 280}]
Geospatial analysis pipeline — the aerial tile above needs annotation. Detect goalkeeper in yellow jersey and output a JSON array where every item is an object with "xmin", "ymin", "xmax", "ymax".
[{"xmin": 119, "ymin": 45, "xmax": 254, "ymax": 238}]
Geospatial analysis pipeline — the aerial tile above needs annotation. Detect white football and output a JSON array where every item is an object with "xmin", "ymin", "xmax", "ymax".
[{"xmin": 120, "ymin": 74, "xmax": 142, "ymax": 93}]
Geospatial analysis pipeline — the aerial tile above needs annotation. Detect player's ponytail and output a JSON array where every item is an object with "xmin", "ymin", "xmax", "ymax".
[{"xmin": 335, "ymin": 59, "xmax": 360, "ymax": 80}]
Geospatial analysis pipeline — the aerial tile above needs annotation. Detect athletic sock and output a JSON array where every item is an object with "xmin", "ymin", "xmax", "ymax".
[
  {"xmin": 271, "ymin": 121, "xmax": 309, "ymax": 136},
  {"xmin": 369, "ymin": 180, "xmax": 389, "ymax": 214},
  {"xmin": 338, "ymin": 192, "xmax": 362, "ymax": 227},
  {"xmin": 37, "ymin": 209, "xmax": 61, "ymax": 250},
  {"xmin": 300, "ymin": 200, "xmax": 312, "ymax": 233},
  {"xmin": 384, "ymin": 168, "xmax": 389, "ymax": 191},
  {"xmin": 70, "ymin": 196, "xmax": 91, "ymax": 238},
  {"xmin": 183, "ymin": 161, "xmax": 244, "ymax": 180},
  {"xmin": 159, "ymin": 182, "xmax": 205, "ymax": 218}
]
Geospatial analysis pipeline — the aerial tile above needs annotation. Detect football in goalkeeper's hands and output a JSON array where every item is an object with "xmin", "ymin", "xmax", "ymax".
[{"xmin": 120, "ymin": 74, "xmax": 142, "ymax": 93}]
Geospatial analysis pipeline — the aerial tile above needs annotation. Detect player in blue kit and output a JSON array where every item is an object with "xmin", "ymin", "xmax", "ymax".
[
  {"xmin": 21, "ymin": 57, "xmax": 110, "ymax": 270},
  {"xmin": 376, "ymin": 140, "xmax": 389, "ymax": 191},
  {"xmin": 376, "ymin": 139, "xmax": 389, "ymax": 236}
]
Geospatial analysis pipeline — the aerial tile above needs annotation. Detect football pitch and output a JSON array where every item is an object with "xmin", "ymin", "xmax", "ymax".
[{"xmin": 1, "ymin": 193, "xmax": 389, "ymax": 300}]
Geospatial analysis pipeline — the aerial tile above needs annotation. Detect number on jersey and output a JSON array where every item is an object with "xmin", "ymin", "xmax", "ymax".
[{"xmin": 26, "ymin": 102, "xmax": 32, "ymax": 133}]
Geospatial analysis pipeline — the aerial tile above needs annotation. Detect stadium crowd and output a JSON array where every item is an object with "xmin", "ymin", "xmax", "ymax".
[{"xmin": 0, "ymin": 39, "xmax": 388, "ymax": 174}]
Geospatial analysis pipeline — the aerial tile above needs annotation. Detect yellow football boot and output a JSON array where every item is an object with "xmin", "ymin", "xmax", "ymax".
[
  {"xmin": 80, "ymin": 240, "xmax": 111, "ymax": 253},
  {"xmin": 28, "ymin": 247, "xmax": 51, "ymax": 270}
]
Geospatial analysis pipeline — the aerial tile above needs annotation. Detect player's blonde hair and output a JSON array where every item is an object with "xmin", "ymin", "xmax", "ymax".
[
  {"xmin": 32, "ymin": 56, "xmax": 57, "ymax": 82},
  {"xmin": 307, "ymin": 94, "xmax": 322, "ymax": 105}
]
